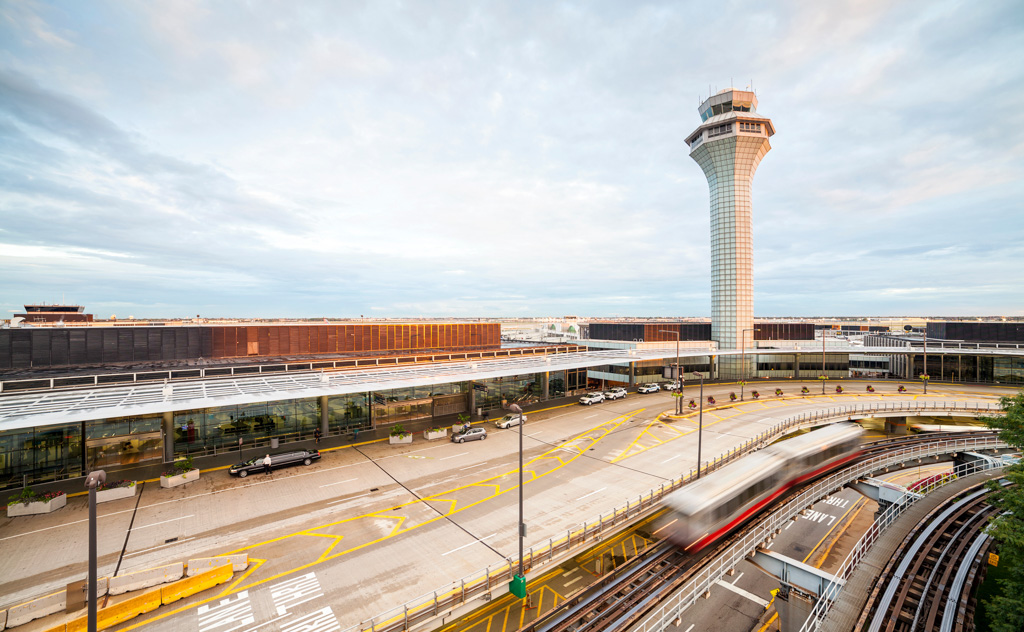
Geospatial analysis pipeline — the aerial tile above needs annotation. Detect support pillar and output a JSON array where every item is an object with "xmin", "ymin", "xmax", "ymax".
[
  {"xmin": 885, "ymin": 416, "xmax": 908, "ymax": 435},
  {"xmin": 628, "ymin": 363, "xmax": 636, "ymax": 387},
  {"xmin": 319, "ymin": 395, "xmax": 329, "ymax": 435},
  {"xmin": 162, "ymin": 411, "xmax": 174, "ymax": 462},
  {"xmin": 469, "ymin": 383, "xmax": 477, "ymax": 418},
  {"xmin": 541, "ymin": 372, "xmax": 549, "ymax": 400},
  {"xmin": 793, "ymin": 354, "xmax": 800, "ymax": 379},
  {"xmin": 775, "ymin": 588, "xmax": 816, "ymax": 632}
]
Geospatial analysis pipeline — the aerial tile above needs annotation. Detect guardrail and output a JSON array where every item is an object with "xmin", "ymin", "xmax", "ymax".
[
  {"xmin": 798, "ymin": 458, "xmax": 1008, "ymax": 632},
  {"xmin": 628, "ymin": 435, "xmax": 1008, "ymax": 632},
  {"xmin": 341, "ymin": 401, "xmax": 1003, "ymax": 632}
]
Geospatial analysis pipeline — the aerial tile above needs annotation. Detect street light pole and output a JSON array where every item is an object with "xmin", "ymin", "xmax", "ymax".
[
  {"xmin": 697, "ymin": 371, "xmax": 705, "ymax": 479},
  {"xmin": 923, "ymin": 327, "xmax": 929, "ymax": 394},
  {"xmin": 507, "ymin": 403, "xmax": 526, "ymax": 599},
  {"xmin": 821, "ymin": 329, "xmax": 827, "ymax": 394},
  {"xmin": 740, "ymin": 328, "xmax": 757, "ymax": 401},
  {"xmin": 85, "ymin": 470, "xmax": 107, "ymax": 632},
  {"xmin": 659, "ymin": 330, "xmax": 681, "ymax": 414}
]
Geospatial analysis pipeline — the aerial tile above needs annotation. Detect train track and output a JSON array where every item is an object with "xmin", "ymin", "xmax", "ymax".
[
  {"xmin": 516, "ymin": 431, "xmax": 1001, "ymax": 632},
  {"xmin": 858, "ymin": 480, "xmax": 1004, "ymax": 632}
]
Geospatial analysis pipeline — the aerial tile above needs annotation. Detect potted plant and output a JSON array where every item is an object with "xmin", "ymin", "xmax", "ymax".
[
  {"xmin": 898, "ymin": 385, "xmax": 907, "ymax": 393},
  {"xmin": 776, "ymin": 388, "xmax": 784, "ymax": 396},
  {"xmin": 800, "ymin": 386, "xmax": 810, "ymax": 394},
  {"xmin": 707, "ymin": 396, "xmax": 716, "ymax": 405},
  {"xmin": 835, "ymin": 385, "xmax": 843, "ymax": 394},
  {"xmin": 453, "ymin": 413, "xmax": 471, "ymax": 434},
  {"xmin": 160, "ymin": 455, "xmax": 200, "ymax": 488},
  {"xmin": 729, "ymin": 392, "xmax": 737, "ymax": 401},
  {"xmin": 688, "ymin": 399, "xmax": 697, "ymax": 409},
  {"xmin": 389, "ymin": 424, "xmax": 412, "ymax": 445},
  {"xmin": 866, "ymin": 385, "xmax": 875, "ymax": 393},
  {"xmin": 96, "ymin": 479, "xmax": 138, "ymax": 503},
  {"xmin": 751, "ymin": 390, "xmax": 760, "ymax": 399},
  {"xmin": 7, "ymin": 488, "xmax": 66, "ymax": 517},
  {"xmin": 423, "ymin": 426, "xmax": 447, "ymax": 441}
]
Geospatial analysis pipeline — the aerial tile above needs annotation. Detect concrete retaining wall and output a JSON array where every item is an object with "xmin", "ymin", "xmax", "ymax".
[
  {"xmin": 108, "ymin": 563, "xmax": 183, "ymax": 595},
  {"xmin": 186, "ymin": 554, "xmax": 247, "ymax": 576},
  {"xmin": 1, "ymin": 608, "xmax": 7, "ymax": 630},
  {"xmin": 6, "ymin": 591, "xmax": 65, "ymax": 628},
  {"xmin": 161, "ymin": 564, "xmax": 233, "ymax": 604}
]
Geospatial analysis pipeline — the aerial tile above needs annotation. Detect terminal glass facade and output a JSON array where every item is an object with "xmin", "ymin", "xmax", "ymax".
[
  {"xmin": 0, "ymin": 422, "xmax": 83, "ymax": 488},
  {"xmin": 173, "ymin": 396, "xmax": 321, "ymax": 457},
  {"xmin": 85, "ymin": 414, "xmax": 163, "ymax": 469}
]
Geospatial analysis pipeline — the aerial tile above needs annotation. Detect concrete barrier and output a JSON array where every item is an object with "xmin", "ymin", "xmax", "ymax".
[
  {"xmin": 161, "ymin": 564, "xmax": 232, "ymax": 605},
  {"xmin": 108, "ymin": 563, "xmax": 184, "ymax": 595},
  {"xmin": 1, "ymin": 608, "xmax": 7, "ymax": 630},
  {"xmin": 6, "ymin": 590, "xmax": 64, "ymax": 628},
  {"xmin": 65, "ymin": 589, "xmax": 162, "ymax": 632},
  {"xmin": 186, "ymin": 555, "xmax": 244, "ymax": 576}
]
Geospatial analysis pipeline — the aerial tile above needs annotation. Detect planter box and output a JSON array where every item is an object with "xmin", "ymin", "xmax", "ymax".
[
  {"xmin": 97, "ymin": 483, "xmax": 138, "ymax": 503},
  {"xmin": 7, "ymin": 494, "xmax": 66, "ymax": 517},
  {"xmin": 452, "ymin": 424, "xmax": 469, "ymax": 434},
  {"xmin": 160, "ymin": 468, "xmax": 200, "ymax": 488},
  {"xmin": 423, "ymin": 429, "xmax": 447, "ymax": 441},
  {"xmin": 388, "ymin": 434, "xmax": 413, "ymax": 445}
]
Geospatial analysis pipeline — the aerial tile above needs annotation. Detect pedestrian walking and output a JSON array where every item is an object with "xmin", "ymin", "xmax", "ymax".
[
  {"xmin": 314, "ymin": 427, "xmax": 322, "ymax": 445},
  {"xmin": 263, "ymin": 454, "xmax": 272, "ymax": 475}
]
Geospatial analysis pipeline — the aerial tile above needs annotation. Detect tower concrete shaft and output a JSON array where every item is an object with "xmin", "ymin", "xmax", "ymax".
[{"xmin": 688, "ymin": 89, "xmax": 774, "ymax": 379}]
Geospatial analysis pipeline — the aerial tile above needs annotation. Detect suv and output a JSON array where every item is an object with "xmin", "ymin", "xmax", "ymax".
[
  {"xmin": 579, "ymin": 392, "xmax": 605, "ymax": 405},
  {"xmin": 637, "ymin": 384, "xmax": 660, "ymax": 394},
  {"xmin": 229, "ymin": 449, "xmax": 320, "ymax": 478},
  {"xmin": 495, "ymin": 414, "xmax": 527, "ymax": 429},
  {"xmin": 452, "ymin": 427, "xmax": 488, "ymax": 443},
  {"xmin": 603, "ymin": 387, "xmax": 627, "ymax": 400}
]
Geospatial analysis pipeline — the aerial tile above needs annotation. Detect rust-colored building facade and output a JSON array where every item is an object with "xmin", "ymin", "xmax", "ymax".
[{"xmin": 0, "ymin": 323, "xmax": 500, "ymax": 371}]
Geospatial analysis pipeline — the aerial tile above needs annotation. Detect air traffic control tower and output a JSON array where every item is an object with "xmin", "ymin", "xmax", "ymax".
[{"xmin": 688, "ymin": 89, "xmax": 774, "ymax": 379}]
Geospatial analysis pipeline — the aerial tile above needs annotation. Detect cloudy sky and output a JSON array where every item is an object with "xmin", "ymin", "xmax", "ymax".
[{"xmin": 1, "ymin": 1, "xmax": 1022, "ymax": 320}]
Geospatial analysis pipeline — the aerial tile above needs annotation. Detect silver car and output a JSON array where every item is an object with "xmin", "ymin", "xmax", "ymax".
[
  {"xmin": 495, "ymin": 414, "xmax": 527, "ymax": 429},
  {"xmin": 451, "ymin": 427, "xmax": 488, "ymax": 443}
]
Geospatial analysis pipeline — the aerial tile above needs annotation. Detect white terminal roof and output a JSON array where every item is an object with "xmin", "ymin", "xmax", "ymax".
[{"xmin": 0, "ymin": 345, "xmax": 1021, "ymax": 431}]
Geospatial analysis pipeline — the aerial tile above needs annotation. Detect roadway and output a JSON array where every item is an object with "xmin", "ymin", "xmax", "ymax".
[{"xmin": 0, "ymin": 381, "xmax": 1011, "ymax": 632}]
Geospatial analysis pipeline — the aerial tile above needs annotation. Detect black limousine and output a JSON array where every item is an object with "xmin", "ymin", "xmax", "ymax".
[{"xmin": 229, "ymin": 449, "xmax": 321, "ymax": 477}]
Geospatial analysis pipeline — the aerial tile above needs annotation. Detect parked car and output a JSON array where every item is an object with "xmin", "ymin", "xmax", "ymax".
[
  {"xmin": 579, "ymin": 392, "xmax": 605, "ymax": 405},
  {"xmin": 637, "ymin": 384, "xmax": 661, "ymax": 394},
  {"xmin": 452, "ymin": 427, "xmax": 488, "ymax": 443},
  {"xmin": 604, "ymin": 387, "xmax": 627, "ymax": 400},
  {"xmin": 495, "ymin": 414, "xmax": 527, "ymax": 429},
  {"xmin": 229, "ymin": 449, "xmax": 320, "ymax": 478}
]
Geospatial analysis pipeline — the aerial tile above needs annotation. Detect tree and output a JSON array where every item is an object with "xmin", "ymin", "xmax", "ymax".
[{"xmin": 981, "ymin": 391, "xmax": 1024, "ymax": 632}]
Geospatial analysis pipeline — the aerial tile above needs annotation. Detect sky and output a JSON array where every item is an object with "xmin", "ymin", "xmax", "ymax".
[{"xmin": 1, "ymin": 1, "xmax": 1023, "ymax": 320}]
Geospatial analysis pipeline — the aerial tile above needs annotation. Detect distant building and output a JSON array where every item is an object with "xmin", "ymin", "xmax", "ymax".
[{"xmin": 14, "ymin": 303, "xmax": 92, "ymax": 323}]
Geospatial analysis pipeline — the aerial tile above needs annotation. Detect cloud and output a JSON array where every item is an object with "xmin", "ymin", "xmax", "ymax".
[{"xmin": 0, "ymin": 0, "xmax": 1022, "ymax": 319}]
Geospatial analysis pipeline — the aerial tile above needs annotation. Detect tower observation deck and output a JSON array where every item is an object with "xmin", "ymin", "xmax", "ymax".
[{"xmin": 688, "ymin": 89, "xmax": 775, "ymax": 379}]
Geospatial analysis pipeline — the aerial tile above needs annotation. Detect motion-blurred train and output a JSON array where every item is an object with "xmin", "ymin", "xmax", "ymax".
[{"xmin": 660, "ymin": 423, "xmax": 864, "ymax": 552}]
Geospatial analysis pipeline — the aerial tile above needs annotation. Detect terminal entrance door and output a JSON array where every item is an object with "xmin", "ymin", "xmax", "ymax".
[{"xmin": 85, "ymin": 432, "xmax": 163, "ymax": 470}]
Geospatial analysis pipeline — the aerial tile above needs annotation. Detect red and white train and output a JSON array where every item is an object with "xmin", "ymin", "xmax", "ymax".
[{"xmin": 660, "ymin": 423, "xmax": 864, "ymax": 552}]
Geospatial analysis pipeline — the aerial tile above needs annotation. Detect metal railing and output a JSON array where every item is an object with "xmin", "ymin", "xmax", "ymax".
[
  {"xmin": 339, "ymin": 401, "xmax": 1003, "ymax": 632},
  {"xmin": 798, "ymin": 458, "xmax": 1004, "ymax": 632},
  {"xmin": 628, "ymin": 435, "xmax": 1007, "ymax": 632}
]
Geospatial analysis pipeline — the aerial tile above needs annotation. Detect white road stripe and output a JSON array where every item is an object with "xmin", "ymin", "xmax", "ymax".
[
  {"xmin": 238, "ymin": 612, "xmax": 293, "ymax": 632},
  {"xmin": 732, "ymin": 572, "xmax": 744, "ymax": 584},
  {"xmin": 716, "ymin": 579, "xmax": 768, "ymax": 607},
  {"xmin": 564, "ymin": 576, "xmax": 582, "ymax": 587},
  {"xmin": 661, "ymin": 453, "xmax": 684, "ymax": 464},
  {"xmin": 584, "ymin": 414, "xmax": 600, "ymax": 419},
  {"xmin": 319, "ymin": 478, "xmax": 357, "ymax": 488},
  {"xmin": 561, "ymin": 568, "xmax": 580, "ymax": 577},
  {"xmin": 133, "ymin": 515, "xmax": 194, "ymax": 530},
  {"xmin": 440, "ymin": 452, "xmax": 470, "ymax": 461},
  {"xmin": 442, "ymin": 533, "xmax": 498, "ymax": 556},
  {"xmin": 576, "ymin": 487, "xmax": 607, "ymax": 502},
  {"xmin": 684, "ymin": 624, "xmax": 695, "ymax": 632}
]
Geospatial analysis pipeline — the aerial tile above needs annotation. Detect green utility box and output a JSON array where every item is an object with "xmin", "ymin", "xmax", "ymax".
[{"xmin": 509, "ymin": 574, "xmax": 527, "ymax": 599}]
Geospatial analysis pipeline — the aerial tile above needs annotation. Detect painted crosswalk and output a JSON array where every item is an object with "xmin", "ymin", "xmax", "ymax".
[
  {"xmin": 271, "ymin": 572, "xmax": 325, "ymax": 616},
  {"xmin": 197, "ymin": 591, "xmax": 254, "ymax": 632}
]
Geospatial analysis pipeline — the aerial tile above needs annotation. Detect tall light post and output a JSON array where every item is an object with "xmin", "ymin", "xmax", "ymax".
[
  {"xmin": 659, "ymin": 330, "xmax": 682, "ymax": 414},
  {"xmin": 740, "ymin": 328, "xmax": 758, "ymax": 401},
  {"xmin": 696, "ymin": 371, "xmax": 705, "ymax": 479},
  {"xmin": 507, "ymin": 403, "xmax": 527, "ymax": 599},
  {"xmin": 922, "ymin": 326, "xmax": 929, "ymax": 394},
  {"xmin": 85, "ymin": 470, "xmax": 107, "ymax": 632},
  {"xmin": 821, "ymin": 329, "xmax": 827, "ymax": 394}
]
